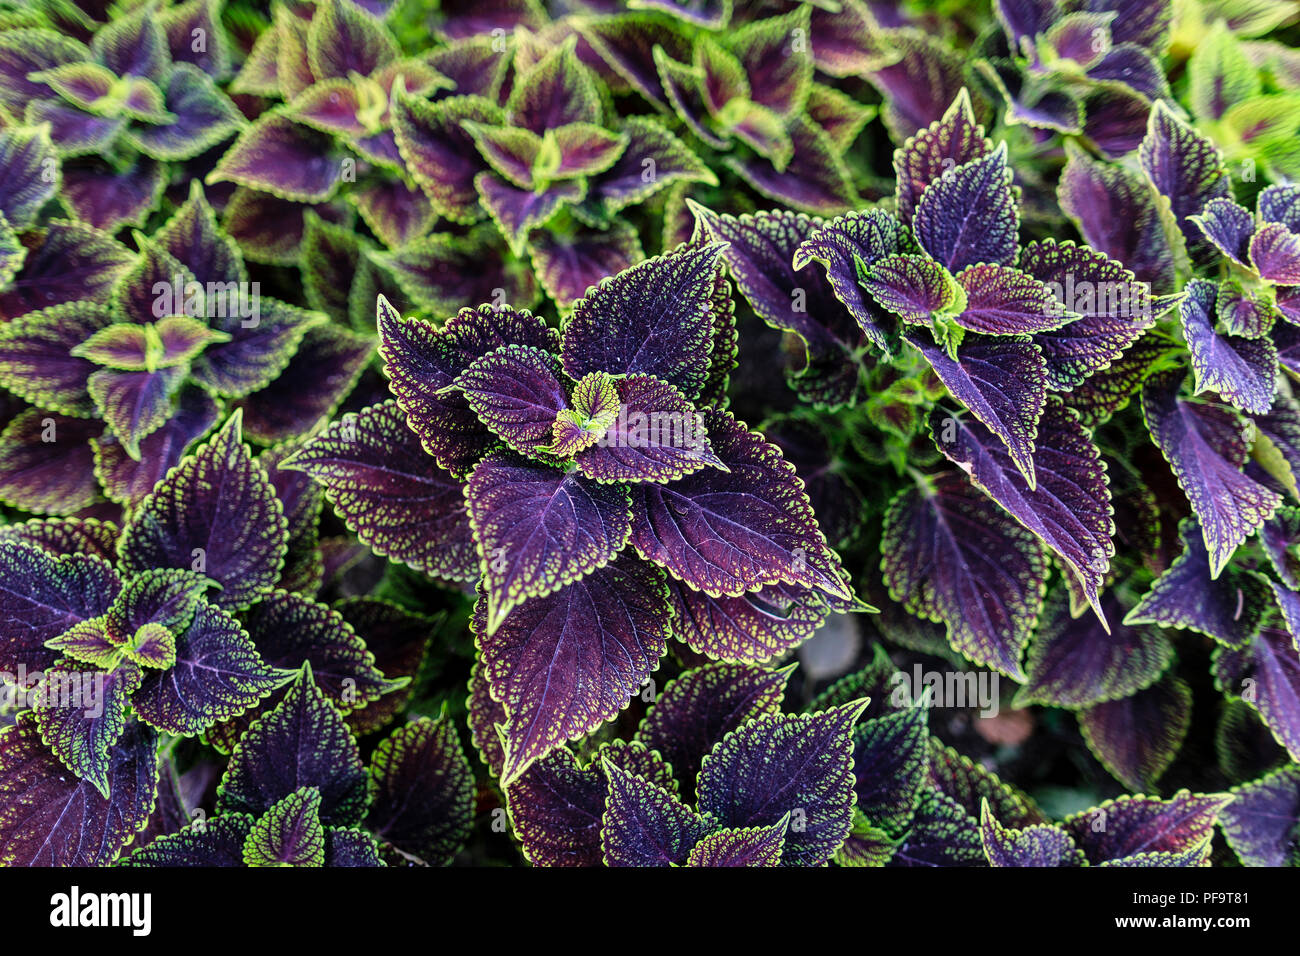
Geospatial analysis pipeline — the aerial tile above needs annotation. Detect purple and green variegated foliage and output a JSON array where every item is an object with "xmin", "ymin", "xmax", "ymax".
[
  {"xmin": 4, "ymin": 0, "xmax": 1300, "ymax": 873},
  {"xmin": 290, "ymin": 240, "xmax": 859, "ymax": 785}
]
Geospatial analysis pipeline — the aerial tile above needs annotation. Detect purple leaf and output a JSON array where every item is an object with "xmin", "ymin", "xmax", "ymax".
[
  {"xmin": 1213, "ymin": 626, "xmax": 1300, "ymax": 762},
  {"xmin": 466, "ymin": 453, "xmax": 632, "ymax": 631},
  {"xmin": 0, "ymin": 714, "xmax": 157, "ymax": 866},
  {"xmin": 0, "ymin": 29, "xmax": 90, "ymax": 118},
  {"xmin": 126, "ymin": 64, "xmax": 244, "ymax": 162},
  {"xmin": 725, "ymin": 6, "xmax": 812, "ymax": 115},
  {"xmin": 0, "ymin": 301, "xmax": 111, "ymax": 416},
  {"xmin": 1060, "ymin": 335, "xmax": 1171, "ymax": 428},
  {"xmin": 629, "ymin": 408, "xmax": 850, "ymax": 601},
  {"xmin": 0, "ymin": 545, "xmax": 119, "ymax": 673},
  {"xmin": 1260, "ymin": 183, "xmax": 1300, "ymax": 232},
  {"xmin": 850, "ymin": 707, "xmax": 930, "ymax": 840},
  {"xmin": 723, "ymin": 115, "xmax": 859, "ymax": 218},
  {"xmin": 282, "ymin": 400, "xmax": 477, "ymax": 584},
  {"xmin": 633, "ymin": 662, "xmax": 790, "ymax": 797},
  {"xmin": 792, "ymin": 208, "xmax": 912, "ymax": 352},
  {"xmin": 190, "ymin": 298, "xmax": 324, "ymax": 400},
  {"xmin": 687, "ymin": 819, "xmax": 788, "ymax": 866},
  {"xmin": 93, "ymin": 386, "xmax": 220, "ymax": 508},
  {"xmin": 378, "ymin": 298, "xmax": 559, "ymax": 477},
  {"xmin": 161, "ymin": 0, "xmax": 229, "ymax": 77},
  {"xmin": 1261, "ymin": 506, "xmax": 1300, "ymax": 590},
  {"xmin": 91, "ymin": 6, "xmax": 168, "ymax": 80},
  {"xmin": 528, "ymin": 220, "xmax": 643, "ymax": 309},
  {"xmin": 478, "ymin": 554, "xmax": 670, "ymax": 785},
  {"xmin": 881, "ymin": 472, "xmax": 1046, "ymax": 678},
  {"xmin": 696, "ymin": 701, "xmax": 866, "ymax": 866},
  {"xmin": 600, "ymin": 759, "xmax": 711, "ymax": 866},
  {"xmin": 88, "ymin": 366, "xmax": 185, "ymax": 460},
  {"xmin": 1218, "ymin": 765, "xmax": 1300, "ymax": 866},
  {"xmin": 216, "ymin": 665, "xmax": 368, "ymax": 826},
  {"xmin": 666, "ymin": 577, "xmax": 833, "ymax": 664},
  {"xmin": 130, "ymin": 601, "xmax": 280, "ymax": 736},
  {"xmin": 1086, "ymin": 0, "xmax": 1172, "ymax": 50},
  {"xmin": 0, "ymin": 409, "xmax": 102, "ymax": 514},
  {"xmin": 243, "ymin": 590, "xmax": 401, "ymax": 714},
  {"xmin": 575, "ymin": 13, "xmax": 693, "ymax": 109},
  {"xmin": 694, "ymin": 205, "xmax": 865, "ymax": 405},
  {"xmin": 220, "ymin": 188, "xmax": 348, "ymax": 267},
  {"xmin": 1126, "ymin": 518, "xmax": 1271, "ymax": 648},
  {"xmin": 930, "ymin": 403, "xmax": 1113, "ymax": 623},
  {"xmin": 308, "ymin": 0, "xmax": 397, "ymax": 79},
  {"xmin": 0, "ymin": 220, "xmax": 134, "ymax": 319},
  {"xmin": 453, "ymin": 345, "xmax": 570, "ymax": 457},
  {"xmin": 475, "ymin": 174, "xmax": 584, "ymax": 256},
  {"xmin": 1138, "ymin": 101, "xmax": 1232, "ymax": 266},
  {"xmin": 337, "ymin": 598, "xmax": 433, "ymax": 735},
  {"xmin": 427, "ymin": 35, "xmax": 510, "ymax": 98},
  {"xmin": 121, "ymin": 813, "xmax": 252, "ymax": 867},
  {"xmin": 928, "ymin": 742, "xmax": 1045, "ymax": 829},
  {"xmin": 561, "ymin": 241, "xmax": 725, "ymax": 402},
  {"xmin": 913, "ymin": 143, "xmax": 1018, "ymax": 272},
  {"xmin": 33, "ymin": 661, "xmax": 138, "ymax": 796},
  {"xmin": 1142, "ymin": 369, "xmax": 1281, "ymax": 577},
  {"xmin": 1180, "ymin": 279, "xmax": 1278, "ymax": 414},
  {"xmin": 1191, "ymin": 197, "xmax": 1256, "ymax": 268},
  {"xmin": 234, "ymin": 323, "xmax": 372, "ymax": 444},
  {"xmin": 583, "ymin": 116, "xmax": 716, "ymax": 216},
  {"xmin": 808, "ymin": 1, "xmax": 891, "ymax": 77},
  {"xmin": 1217, "ymin": 282, "xmax": 1276, "ymax": 337},
  {"xmin": 373, "ymin": 229, "xmax": 536, "ymax": 316},
  {"xmin": 0, "ymin": 517, "xmax": 119, "ymax": 563},
  {"xmin": 507, "ymin": 40, "xmax": 602, "ymax": 134},
  {"xmin": 893, "ymin": 88, "xmax": 992, "ymax": 226},
  {"xmin": 61, "ymin": 158, "xmax": 166, "ymax": 232},
  {"xmin": 25, "ymin": 98, "xmax": 124, "ymax": 156},
  {"xmin": 866, "ymin": 31, "xmax": 967, "ymax": 143},
  {"xmin": 1063, "ymin": 791, "xmax": 1231, "ymax": 866},
  {"xmin": 1079, "ymin": 674, "xmax": 1192, "ymax": 791},
  {"xmin": 862, "ymin": 253, "xmax": 962, "ymax": 327},
  {"xmin": 907, "ymin": 331, "xmax": 1047, "ymax": 484},
  {"xmin": 1250, "ymin": 221, "xmax": 1300, "ymax": 285},
  {"xmin": 953, "ymin": 263, "xmax": 1070, "ymax": 334},
  {"xmin": 365, "ymin": 717, "xmax": 474, "ymax": 866},
  {"xmin": 391, "ymin": 92, "xmax": 502, "ymax": 222},
  {"xmin": 0, "ymin": 125, "xmax": 58, "ymax": 229},
  {"xmin": 504, "ymin": 741, "xmax": 673, "ymax": 866},
  {"xmin": 573, "ymin": 374, "xmax": 725, "ymax": 484},
  {"xmin": 1058, "ymin": 143, "xmax": 1175, "ymax": 293},
  {"xmin": 118, "ymin": 411, "xmax": 288, "ymax": 611},
  {"xmin": 1017, "ymin": 590, "xmax": 1173, "ymax": 707},
  {"xmin": 980, "ymin": 803, "xmax": 1086, "ymax": 867},
  {"xmin": 1018, "ymin": 239, "xmax": 1163, "ymax": 390},
  {"xmin": 208, "ymin": 110, "xmax": 343, "ymax": 204},
  {"xmin": 350, "ymin": 178, "xmax": 436, "ymax": 250},
  {"xmin": 889, "ymin": 789, "xmax": 985, "ymax": 867}
]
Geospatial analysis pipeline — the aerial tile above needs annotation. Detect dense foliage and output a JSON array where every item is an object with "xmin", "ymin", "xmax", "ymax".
[{"xmin": 0, "ymin": 0, "xmax": 1299, "ymax": 868}]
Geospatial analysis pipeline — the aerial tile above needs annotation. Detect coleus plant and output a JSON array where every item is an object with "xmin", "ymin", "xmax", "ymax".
[
  {"xmin": 974, "ymin": 0, "xmax": 1175, "ymax": 157},
  {"xmin": 0, "ymin": 175, "xmax": 372, "ymax": 511},
  {"xmin": 209, "ymin": 0, "xmax": 721, "ymax": 312},
  {"xmin": 0, "ymin": 0, "xmax": 1297, "ymax": 873},
  {"xmin": 683, "ymin": 81, "xmax": 1300, "ymax": 811},
  {"xmin": 119, "ymin": 668, "xmax": 474, "ymax": 867},
  {"xmin": 0, "ymin": 0, "xmax": 243, "ymax": 231},
  {"xmin": 0, "ymin": 411, "xmax": 468, "ymax": 865},
  {"xmin": 285, "ymin": 241, "xmax": 860, "ymax": 785},
  {"xmin": 474, "ymin": 655, "xmax": 1233, "ymax": 867}
]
